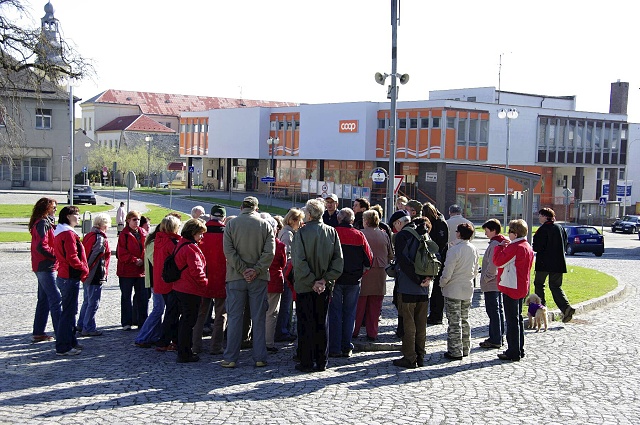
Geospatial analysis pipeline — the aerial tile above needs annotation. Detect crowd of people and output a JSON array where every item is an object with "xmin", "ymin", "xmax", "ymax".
[{"xmin": 29, "ymin": 194, "xmax": 575, "ymax": 368}]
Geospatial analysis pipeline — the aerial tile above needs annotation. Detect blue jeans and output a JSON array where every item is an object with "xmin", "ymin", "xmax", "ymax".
[
  {"xmin": 223, "ymin": 279, "xmax": 268, "ymax": 363},
  {"xmin": 77, "ymin": 283, "xmax": 102, "ymax": 333},
  {"xmin": 503, "ymin": 294, "xmax": 525, "ymax": 360},
  {"xmin": 33, "ymin": 271, "xmax": 61, "ymax": 336},
  {"xmin": 484, "ymin": 291, "xmax": 504, "ymax": 345},
  {"xmin": 55, "ymin": 277, "xmax": 79, "ymax": 353},
  {"xmin": 275, "ymin": 283, "xmax": 294, "ymax": 338},
  {"xmin": 328, "ymin": 283, "xmax": 360, "ymax": 354},
  {"xmin": 135, "ymin": 292, "xmax": 165, "ymax": 344},
  {"xmin": 119, "ymin": 277, "xmax": 149, "ymax": 328}
]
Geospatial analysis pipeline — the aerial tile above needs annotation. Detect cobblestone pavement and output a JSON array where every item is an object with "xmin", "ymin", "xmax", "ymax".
[{"xmin": 1, "ymin": 192, "xmax": 640, "ymax": 423}]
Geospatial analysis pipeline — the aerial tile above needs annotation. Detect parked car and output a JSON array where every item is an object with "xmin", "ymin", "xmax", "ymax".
[
  {"xmin": 157, "ymin": 182, "xmax": 170, "ymax": 188},
  {"xmin": 68, "ymin": 185, "xmax": 97, "ymax": 205},
  {"xmin": 562, "ymin": 225, "xmax": 604, "ymax": 257},
  {"xmin": 611, "ymin": 215, "xmax": 640, "ymax": 234}
]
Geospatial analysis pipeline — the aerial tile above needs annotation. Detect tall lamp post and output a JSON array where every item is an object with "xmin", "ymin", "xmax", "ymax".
[
  {"xmin": 267, "ymin": 136, "xmax": 280, "ymax": 206},
  {"xmin": 498, "ymin": 107, "xmax": 518, "ymax": 231},
  {"xmin": 145, "ymin": 135, "xmax": 153, "ymax": 187},
  {"xmin": 375, "ymin": 0, "xmax": 409, "ymax": 221}
]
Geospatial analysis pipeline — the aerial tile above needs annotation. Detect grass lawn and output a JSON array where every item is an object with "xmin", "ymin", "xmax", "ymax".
[
  {"xmin": 0, "ymin": 204, "xmax": 112, "ymax": 218},
  {"xmin": 0, "ymin": 232, "xmax": 31, "ymax": 243}
]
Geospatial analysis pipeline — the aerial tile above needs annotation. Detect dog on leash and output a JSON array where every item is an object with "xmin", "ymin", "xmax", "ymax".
[{"xmin": 525, "ymin": 293, "xmax": 548, "ymax": 332}]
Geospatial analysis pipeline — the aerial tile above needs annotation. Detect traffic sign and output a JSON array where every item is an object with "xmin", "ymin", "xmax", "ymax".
[
  {"xmin": 394, "ymin": 175, "xmax": 404, "ymax": 194},
  {"xmin": 261, "ymin": 176, "xmax": 276, "ymax": 183},
  {"xmin": 599, "ymin": 196, "xmax": 607, "ymax": 207},
  {"xmin": 102, "ymin": 171, "xmax": 107, "ymax": 177},
  {"xmin": 102, "ymin": 166, "xmax": 108, "ymax": 172},
  {"xmin": 82, "ymin": 166, "xmax": 87, "ymax": 173},
  {"xmin": 188, "ymin": 166, "xmax": 195, "ymax": 173}
]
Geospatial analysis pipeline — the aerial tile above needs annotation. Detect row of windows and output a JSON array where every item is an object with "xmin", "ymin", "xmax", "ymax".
[
  {"xmin": 538, "ymin": 118, "xmax": 627, "ymax": 151},
  {"xmin": 180, "ymin": 123, "xmax": 208, "ymax": 133},
  {"xmin": 0, "ymin": 158, "xmax": 48, "ymax": 181},
  {"xmin": 378, "ymin": 117, "xmax": 441, "ymax": 129},
  {"xmin": 270, "ymin": 121, "xmax": 300, "ymax": 131}
]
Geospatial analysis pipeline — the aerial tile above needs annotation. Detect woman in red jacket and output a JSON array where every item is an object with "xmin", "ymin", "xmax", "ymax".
[
  {"xmin": 172, "ymin": 219, "xmax": 208, "ymax": 363},
  {"xmin": 29, "ymin": 197, "xmax": 61, "ymax": 343},
  {"xmin": 153, "ymin": 215, "xmax": 182, "ymax": 352},
  {"xmin": 53, "ymin": 206, "xmax": 89, "ymax": 356},
  {"xmin": 263, "ymin": 214, "xmax": 287, "ymax": 353},
  {"xmin": 493, "ymin": 219, "xmax": 535, "ymax": 362},
  {"xmin": 116, "ymin": 210, "xmax": 148, "ymax": 331}
]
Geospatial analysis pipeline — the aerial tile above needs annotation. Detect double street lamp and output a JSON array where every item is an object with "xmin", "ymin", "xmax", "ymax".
[
  {"xmin": 145, "ymin": 135, "xmax": 153, "ymax": 187},
  {"xmin": 498, "ymin": 108, "xmax": 519, "ymax": 229}
]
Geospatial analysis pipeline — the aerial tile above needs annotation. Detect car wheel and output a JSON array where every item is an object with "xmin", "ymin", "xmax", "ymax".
[
  {"xmin": 566, "ymin": 245, "xmax": 575, "ymax": 256},
  {"xmin": 595, "ymin": 252, "xmax": 603, "ymax": 257},
  {"xmin": 611, "ymin": 228, "xmax": 616, "ymax": 233}
]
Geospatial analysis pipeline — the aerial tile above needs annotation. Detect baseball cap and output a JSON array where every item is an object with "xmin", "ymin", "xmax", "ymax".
[
  {"xmin": 242, "ymin": 196, "xmax": 259, "ymax": 209},
  {"xmin": 326, "ymin": 193, "xmax": 338, "ymax": 202},
  {"xmin": 210, "ymin": 204, "xmax": 226, "ymax": 218},
  {"xmin": 388, "ymin": 209, "xmax": 410, "ymax": 227}
]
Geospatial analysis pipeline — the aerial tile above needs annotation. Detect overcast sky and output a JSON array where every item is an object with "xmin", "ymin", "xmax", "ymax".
[{"xmin": 18, "ymin": 0, "xmax": 640, "ymax": 121}]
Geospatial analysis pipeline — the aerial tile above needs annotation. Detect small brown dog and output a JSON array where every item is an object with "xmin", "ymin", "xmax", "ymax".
[{"xmin": 525, "ymin": 293, "xmax": 548, "ymax": 332}]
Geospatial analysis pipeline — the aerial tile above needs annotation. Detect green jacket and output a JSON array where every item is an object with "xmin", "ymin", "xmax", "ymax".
[
  {"xmin": 223, "ymin": 208, "xmax": 275, "ymax": 282},
  {"xmin": 292, "ymin": 219, "xmax": 344, "ymax": 294}
]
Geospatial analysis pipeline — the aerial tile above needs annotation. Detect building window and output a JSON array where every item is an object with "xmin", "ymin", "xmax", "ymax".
[
  {"xmin": 432, "ymin": 117, "xmax": 441, "ymax": 128},
  {"xmin": 295, "ymin": 120, "xmax": 300, "ymax": 130},
  {"xmin": 35, "ymin": 109, "xmax": 52, "ymax": 129},
  {"xmin": 378, "ymin": 119, "xmax": 386, "ymax": 129},
  {"xmin": 447, "ymin": 117, "xmax": 455, "ymax": 129},
  {"xmin": 410, "ymin": 118, "xmax": 418, "ymax": 129},
  {"xmin": 398, "ymin": 118, "xmax": 407, "ymax": 129},
  {"xmin": 0, "ymin": 157, "xmax": 9, "ymax": 180},
  {"xmin": 479, "ymin": 120, "xmax": 488, "ymax": 145},
  {"xmin": 457, "ymin": 120, "xmax": 466, "ymax": 142},
  {"xmin": 469, "ymin": 119, "xmax": 478, "ymax": 144},
  {"xmin": 30, "ymin": 158, "xmax": 48, "ymax": 181},
  {"xmin": 467, "ymin": 96, "xmax": 476, "ymax": 102},
  {"xmin": 165, "ymin": 122, "xmax": 172, "ymax": 129},
  {"xmin": 279, "ymin": 121, "xmax": 285, "ymax": 130},
  {"xmin": 181, "ymin": 123, "xmax": 187, "ymax": 132},
  {"xmin": 420, "ymin": 117, "xmax": 429, "ymax": 128},
  {"xmin": 88, "ymin": 117, "xmax": 92, "ymax": 130},
  {"xmin": 194, "ymin": 123, "xmax": 200, "ymax": 133}
]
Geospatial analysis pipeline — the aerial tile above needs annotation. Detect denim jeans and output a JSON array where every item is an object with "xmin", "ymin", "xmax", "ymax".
[
  {"xmin": 119, "ymin": 277, "xmax": 149, "ymax": 328},
  {"xmin": 328, "ymin": 283, "xmax": 360, "ymax": 354},
  {"xmin": 275, "ymin": 283, "xmax": 294, "ymax": 338},
  {"xmin": 483, "ymin": 291, "xmax": 504, "ymax": 345},
  {"xmin": 223, "ymin": 279, "xmax": 268, "ymax": 363},
  {"xmin": 77, "ymin": 283, "xmax": 103, "ymax": 333},
  {"xmin": 135, "ymin": 292, "xmax": 165, "ymax": 345},
  {"xmin": 33, "ymin": 271, "xmax": 61, "ymax": 336},
  {"xmin": 503, "ymin": 294, "xmax": 525, "ymax": 360},
  {"xmin": 55, "ymin": 277, "xmax": 79, "ymax": 353}
]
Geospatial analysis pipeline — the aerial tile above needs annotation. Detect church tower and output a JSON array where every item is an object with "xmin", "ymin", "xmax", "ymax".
[{"xmin": 35, "ymin": 1, "xmax": 64, "ymax": 66}]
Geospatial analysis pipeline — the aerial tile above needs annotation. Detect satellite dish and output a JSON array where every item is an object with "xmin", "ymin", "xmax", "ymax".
[{"xmin": 374, "ymin": 72, "xmax": 387, "ymax": 85}]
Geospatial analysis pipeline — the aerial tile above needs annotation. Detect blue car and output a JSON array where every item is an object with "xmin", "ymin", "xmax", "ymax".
[{"xmin": 562, "ymin": 225, "xmax": 604, "ymax": 257}]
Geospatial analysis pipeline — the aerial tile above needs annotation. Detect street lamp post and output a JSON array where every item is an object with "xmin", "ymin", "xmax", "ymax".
[
  {"xmin": 498, "ymin": 107, "xmax": 518, "ymax": 231},
  {"xmin": 267, "ymin": 136, "xmax": 280, "ymax": 207},
  {"xmin": 145, "ymin": 135, "xmax": 153, "ymax": 188}
]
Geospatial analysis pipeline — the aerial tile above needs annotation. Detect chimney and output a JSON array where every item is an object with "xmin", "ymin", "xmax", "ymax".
[{"xmin": 609, "ymin": 80, "xmax": 629, "ymax": 115}]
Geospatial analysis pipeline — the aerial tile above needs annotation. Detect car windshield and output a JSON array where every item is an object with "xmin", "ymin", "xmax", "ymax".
[
  {"xmin": 621, "ymin": 216, "xmax": 639, "ymax": 222},
  {"xmin": 577, "ymin": 227, "xmax": 599, "ymax": 235},
  {"xmin": 74, "ymin": 186, "xmax": 92, "ymax": 193}
]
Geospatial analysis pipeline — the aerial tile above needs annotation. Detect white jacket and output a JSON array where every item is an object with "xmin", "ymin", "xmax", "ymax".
[{"xmin": 439, "ymin": 239, "xmax": 478, "ymax": 301}]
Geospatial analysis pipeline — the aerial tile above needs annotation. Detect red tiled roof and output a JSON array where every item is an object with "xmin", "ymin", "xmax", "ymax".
[
  {"xmin": 96, "ymin": 115, "xmax": 175, "ymax": 133},
  {"xmin": 84, "ymin": 89, "xmax": 297, "ymax": 116}
]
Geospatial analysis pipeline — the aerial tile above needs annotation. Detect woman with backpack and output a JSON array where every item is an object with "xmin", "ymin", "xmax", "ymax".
[{"xmin": 77, "ymin": 213, "xmax": 111, "ymax": 336}]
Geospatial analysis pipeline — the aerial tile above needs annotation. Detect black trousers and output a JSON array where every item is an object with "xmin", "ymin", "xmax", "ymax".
[
  {"xmin": 158, "ymin": 291, "xmax": 179, "ymax": 347},
  {"xmin": 175, "ymin": 291, "xmax": 201, "ymax": 360},
  {"xmin": 428, "ymin": 275, "xmax": 444, "ymax": 322},
  {"xmin": 534, "ymin": 271, "xmax": 570, "ymax": 313},
  {"xmin": 296, "ymin": 290, "xmax": 330, "ymax": 369}
]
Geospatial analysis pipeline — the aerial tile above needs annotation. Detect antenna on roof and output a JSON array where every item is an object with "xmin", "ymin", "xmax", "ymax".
[
  {"xmin": 238, "ymin": 86, "xmax": 246, "ymax": 107},
  {"xmin": 497, "ymin": 52, "xmax": 511, "ymax": 104}
]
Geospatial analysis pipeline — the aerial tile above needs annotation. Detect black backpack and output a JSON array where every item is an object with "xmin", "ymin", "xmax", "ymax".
[{"xmin": 161, "ymin": 242, "xmax": 193, "ymax": 283}]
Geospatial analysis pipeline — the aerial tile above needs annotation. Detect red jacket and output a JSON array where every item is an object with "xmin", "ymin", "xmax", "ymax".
[
  {"xmin": 53, "ymin": 224, "xmax": 89, "ymax": 281},
  {"xmin": 30, "ymin": 216, "xmax": 57, "ymax": 272},
  {"xmin": 200, "ymin": 219, "xmax": 227, "ymax": 299},
  {"xmin": 172, "ymin": 237, "xmax": 209, "ymax": 297},
  {"xmin": 493, "ymin": 238, "xmax": 534, "ymax": 300},
  {"xmin": 116, "ymin": 226, "xmax": 146, "ymax": 278},
  {"xmin": 267, "ymin": 238, "xmax": 287, "ymax": 293},
  {"xmin": 82, "ymin": 228, "xmax": 111, "ymax": 284},
  {"xmin": 153, "ymin": 231, "xmax": 180, "ymax": 295}
]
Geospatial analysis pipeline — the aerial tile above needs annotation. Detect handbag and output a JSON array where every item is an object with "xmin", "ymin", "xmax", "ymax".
[
  {"xmin": 385, "ymin": 260, "xmax": 397, "ymax": 278},
  {"xmin": 498, "ymin": 256, "xmax": 518, "ymax": 289}
]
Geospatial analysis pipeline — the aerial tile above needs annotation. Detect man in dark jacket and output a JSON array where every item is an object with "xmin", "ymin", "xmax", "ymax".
[
  {"xmin": 391, "ymin": 211, "xmax": 432, "ymax": 368},
  {"xmin": 533, "ymin": 208, "xmax": 575, "ymax": 323},
  {"xmin": 352, "ymin": 198, "xmax": 370, "ymax": 230},
  {"xmin": 322, "ymin": 194, "xmax": 339, "ymax": 227},
  {"xmin": 329, "ymin": 208, "xmax": 373, "ymax": 358}
]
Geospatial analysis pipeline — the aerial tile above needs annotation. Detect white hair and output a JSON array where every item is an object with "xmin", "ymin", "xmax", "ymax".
[{"xmin": 92, "ymin": 212, "xmax": 111, "ymax": 228}]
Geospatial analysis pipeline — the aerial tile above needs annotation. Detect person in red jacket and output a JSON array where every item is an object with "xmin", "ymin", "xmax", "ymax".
[
  {"xmin": 262, "ymin": 214, "xmax": 287, "ymax": 353},
  {"xmin": 29, "ymin": 197, "xmax": 61, "ymax": 343},
  {"xmin": 53, "ymin": 206, "xmax": 89, "ymax": 356},
  {"xmin": 172, "ymin": 219, "xmax": 208, "ymax": 363},
  {"xmin": 193, "ymin": 205, "xmax": 227, "ymax": 355},
  {"xmin": 153, "ymin": 215, "xmax": 182, "ymax": 352},
  {"xmin": 116, "ymin": 210, "xmax": 148, "ymax": 331},
  {"xmin": 77, "ymin": 212, "xmax": 111, "ymax": 336},
  {"xmin": 493, "ymin": 219, "xmax": 535, "ymax": 362}
]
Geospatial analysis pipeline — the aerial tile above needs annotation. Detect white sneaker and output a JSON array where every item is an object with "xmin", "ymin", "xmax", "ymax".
[{"xmin": 56, "ymin": 348, "xmax": 81, "ymax": 356}]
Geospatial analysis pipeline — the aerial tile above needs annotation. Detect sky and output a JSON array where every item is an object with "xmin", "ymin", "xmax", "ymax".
[{"xmin": 15, "ymin": 0, "xmax": 640, "ymax": 122}]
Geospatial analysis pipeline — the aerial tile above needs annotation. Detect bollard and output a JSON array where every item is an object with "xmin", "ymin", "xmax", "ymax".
[{"xmin": 82, "ymin": 211, "xmax": 92, "ymax": 236}]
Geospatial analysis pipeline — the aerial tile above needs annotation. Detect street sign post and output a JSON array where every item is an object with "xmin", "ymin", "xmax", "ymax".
[
  {"xmin": 261, "ymin": 176, "xmax": 276, "ymax": 183},
  {"xmin": 394, "ymin": 175, "xmax": 404, "ymax": 194}
]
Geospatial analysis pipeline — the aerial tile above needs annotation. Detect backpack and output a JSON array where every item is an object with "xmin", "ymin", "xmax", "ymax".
[
  {"xmin": 403, "ymin": 227, "xmax": 442, "ymax": 277},
  {"xmin": 161, "ymin": 242, "xmax": 193, "ymax": 283}
]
